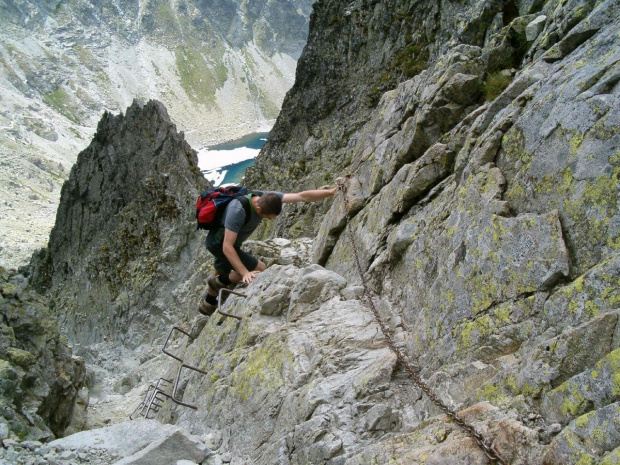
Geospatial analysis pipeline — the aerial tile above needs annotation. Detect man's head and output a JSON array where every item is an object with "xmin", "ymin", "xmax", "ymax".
[{"xmin": 256, "ymin": 193, "xmax": 282, "ymax": 219}]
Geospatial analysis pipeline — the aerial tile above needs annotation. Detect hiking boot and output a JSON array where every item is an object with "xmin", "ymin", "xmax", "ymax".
[
  {"xmin": 198, "ymin": 296, "xmax": 217, "ymax": 317},
  {"xmin": 207, "ymin": 275, "xmax": 227, "ymax": 294},
  {"xmin": 220, "ymin": 282, "xmax": 238, "ymax": 304}
]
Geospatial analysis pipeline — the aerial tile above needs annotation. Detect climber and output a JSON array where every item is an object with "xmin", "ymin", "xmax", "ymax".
[{"xmin": 199, "ymin": 186, "xmax": 339, "ymax": 316}]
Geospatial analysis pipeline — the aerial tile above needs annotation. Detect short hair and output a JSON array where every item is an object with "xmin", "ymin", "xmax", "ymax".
[{"xmin": 257, "ymin": 193, "xmax": 282, "ymax": 216}]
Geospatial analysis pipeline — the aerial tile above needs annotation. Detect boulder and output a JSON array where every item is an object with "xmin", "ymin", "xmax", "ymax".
[
  {"xmin": 115, "ymin": 430, "xmax": 210, "ymax": 465},
  {"xmin": 48, "ymin": 419, "xmax": 181, "ymax": 457},
  {"xmin": 526, "ymin": 15, "xmax": 547, "ymax": 41}
]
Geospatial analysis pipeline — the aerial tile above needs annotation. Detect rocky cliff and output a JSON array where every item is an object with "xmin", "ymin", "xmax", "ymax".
[
  {"xmin": 11, "ymin": 0, "xmax": 620, "ymax": 463},
  {"xmin": 0, "ymin": 267, "xmax": 85, "ymax": 441},
  {"xmin": 0, "ymin": 0, "xmax": 313, "ymax": 269},
  {"xmin": 227, "ymin": 0, "xmax": 618, "ymax": 462}
]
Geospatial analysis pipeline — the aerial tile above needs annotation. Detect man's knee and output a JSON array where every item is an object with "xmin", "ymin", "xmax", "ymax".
[{"xmin": 255, "ymin": 260, "xmax": 267, "ymax": 271}]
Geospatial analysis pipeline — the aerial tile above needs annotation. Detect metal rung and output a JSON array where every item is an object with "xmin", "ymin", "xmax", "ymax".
[
  {"xmin": 162, "ymin": 326, "xmax": 195, "ymax": 362},
  {"xmin": 168, "ymin": 362, "xmax": 210, "ymax": 410},
  {"xmin": 131, "ymin": 384, "xmax": 159, "ymax": 420},
  {"xmin": 132, "ymin": 310, "xmax": 238, "ymax": 420},
  {"xmin": 217, "ymin": 288, "xmax": 248, "ymax": 320},
  {"xmin": 162, "ymin": 327, "xmax": 210, "ymax": 375},
  {"xmin": 130, "ymin": 378, "xmax": 173, "ymax": 420},
  {"xmin": 145, "ymin": 388, "xmax": 172, "ymax": 419}
]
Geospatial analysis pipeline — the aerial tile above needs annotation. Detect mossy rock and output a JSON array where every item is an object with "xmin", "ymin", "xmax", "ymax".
[
  {"xmin": 0, "ymin": 360, "xmax": 19, "ymax": 398},
  {"xmin": 7, "ymin": 348, "xmax": 35, "ymax": 368}
]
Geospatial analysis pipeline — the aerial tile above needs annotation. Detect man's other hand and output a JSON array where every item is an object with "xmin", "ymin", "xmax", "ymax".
[{"xmin": 242, "ymin": 270, "xmax": 261, "ymax": 284}]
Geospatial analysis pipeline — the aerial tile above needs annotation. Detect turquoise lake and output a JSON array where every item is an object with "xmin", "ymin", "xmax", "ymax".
[{"xmin": 197, "ymin": 132, "xmax": 269, "ymax": 186}]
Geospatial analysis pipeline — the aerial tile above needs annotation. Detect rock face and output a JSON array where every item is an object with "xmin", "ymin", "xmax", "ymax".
[
  {"xmin": 31, "ymin": 100, "xmax": 211, "ymax": 348},
  {"xmin": 227, "ymin": 0, "xmax": 619, "ymax": 462},
  {"xmin": 0, "ymin": 267, "xmax": 85, "ymax": 441},
  {"xmin": 0, "ymin": 0, "xmax": 314, "ymax": 269},
  {"xmin": 48, "ymin": 419, "xmax": 210, "ymax": 464},
  {"xmin": 157, "ymin": 262, "xmax": 550, "ymax": 464}
]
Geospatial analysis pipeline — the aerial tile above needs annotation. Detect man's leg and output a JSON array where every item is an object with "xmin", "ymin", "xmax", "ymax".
[
  {"xmin": 200, "ymin": 256, "xmax": 266, "ymax": 315},
  {"xmin": 200, "ymin": 246, "xmax": 231, "ymax": 315},
  {"xmin": 207, "ymin": 247, "xmax": 264, "ymax": 293}
]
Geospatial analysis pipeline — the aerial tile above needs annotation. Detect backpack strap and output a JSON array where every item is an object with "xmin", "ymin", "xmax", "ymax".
[{"xmin": 235, "ymin": 194, "xmax": 252, "ymax": 227}]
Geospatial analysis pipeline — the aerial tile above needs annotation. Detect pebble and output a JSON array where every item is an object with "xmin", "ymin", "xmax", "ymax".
[{"xmin": 60, "ymin": 449, "xmax": 75, "ymax": 459}]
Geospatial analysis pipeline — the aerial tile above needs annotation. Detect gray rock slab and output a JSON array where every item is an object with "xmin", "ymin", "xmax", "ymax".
[
  {"xmin": 544, "ymin": 402, "xmax": 620, "ymax": 464},
  {"xmin": 526, "ymin": 15, "xmax": 547, "ymax": 41},
  {"xmin": 48, "ymin": 419, "xmax": 181, "ymax": 458},
  {"xmin": 114, "ymin": 430, "xmax": 210, "ymax": 465},
  {"xmin": 287, "ymin": 266, "xmax": 347, "ymax": 322}
]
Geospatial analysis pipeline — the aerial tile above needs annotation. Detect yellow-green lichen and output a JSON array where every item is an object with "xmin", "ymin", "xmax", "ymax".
[
  {"xmin": 504, "ymin": 375, "xmax": 539, "ymax": 398},
  {"xmin": 476, "ymin": 381, "xmax": 506, "ymax": 403},
  {"xmin": 584, "ymin": 300, "xmax": 600, "ymax": 318},
  {"xmin": 575, "ymin": 453, "xmax": 597, "ymax": 465},
  {"xmin": 600, "ymin": 447, "xmax": 620, "ymax": 465},
  {"xmin": 575, "ymin": 410, "xmax": 594, "ymax": 428},
  {"xmin": 560, "ymin": 387, "xmax": 587, "ymax": 417},
  {"xmin": 602, "ymin": 346, "xmax": 620, "ymax": 376},
  {"xmin": 502, "ymin": 127, "xmax": 533, "ymax": 172},
  {"xmin": 230, "ymin": 337, "xmax": 291, "ymax": 401},
  {"xmin": 493, "ymin": 304, "xmax": 511, "ymax": 324},
  {"xmin": 457, "ymin": 315, "xmax": 493, "ymax": 349},
  {"xmin": 505, "ymin": 179, "xmax": 527, "ymax": 204}
]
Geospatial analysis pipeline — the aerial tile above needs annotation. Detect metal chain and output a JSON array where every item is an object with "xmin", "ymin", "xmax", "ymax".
[{"xmin": 336, "ymin": 180, "xmax": 507, "ymax": 465}]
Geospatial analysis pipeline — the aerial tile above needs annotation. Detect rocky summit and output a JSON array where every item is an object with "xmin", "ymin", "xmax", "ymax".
[
  {"xmin": 31, "ymin": 99, "xmax": 210, "ymax": 349},
  {"xmin": 1, "ymin": 0, "xmax": 620, "ymax": 464}
]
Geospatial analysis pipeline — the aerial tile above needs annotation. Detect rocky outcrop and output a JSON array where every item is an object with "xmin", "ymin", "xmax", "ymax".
[
  {"xmin": 0, "ymin": 267, "xmax": 85, "ymax": 441},
  {"xmin": 31, "ymin": 100, "xmax": 212, "ymax": 348},
  {"xmin": 154, "ymin": 262, "xmax": 547, "ymax": 464}
]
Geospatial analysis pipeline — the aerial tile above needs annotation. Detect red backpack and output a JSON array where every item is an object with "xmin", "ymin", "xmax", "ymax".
[{"xmin": 195, "ymin": 186, "xmax": 252, "ymax": 230}]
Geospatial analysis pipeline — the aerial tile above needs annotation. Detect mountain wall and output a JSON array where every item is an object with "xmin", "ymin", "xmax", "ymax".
[{"xmin": 0, "ymin": 0, "xmax": 313, "ymax": 269}]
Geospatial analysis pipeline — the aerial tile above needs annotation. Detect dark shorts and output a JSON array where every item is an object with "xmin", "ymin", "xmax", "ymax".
[{"xmin": 207, "ymin": 243, "xmax": 259, "ymax": 275}]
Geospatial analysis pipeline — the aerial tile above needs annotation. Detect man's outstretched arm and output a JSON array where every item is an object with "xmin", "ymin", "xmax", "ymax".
[{"xmin": 282, "ymin": 186, "xmax": 338, "ymax": 204}]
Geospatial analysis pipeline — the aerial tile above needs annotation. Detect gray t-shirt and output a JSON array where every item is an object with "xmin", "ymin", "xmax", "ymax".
[{"xmin": 206, "ymin": 191, "xmax": 284, "ymax": 248}]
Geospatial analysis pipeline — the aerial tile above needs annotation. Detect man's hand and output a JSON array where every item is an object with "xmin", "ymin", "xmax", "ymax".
[{"xmin": 241, "ymin": 270, "xmax": 261, "ymax": 284}]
